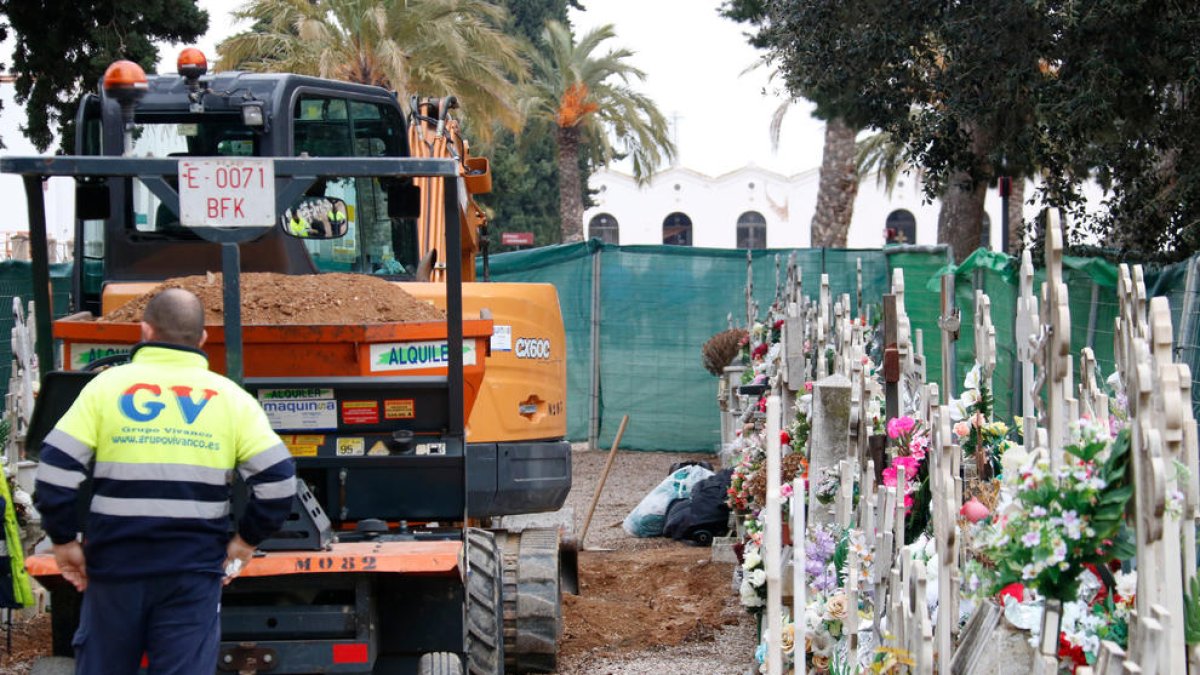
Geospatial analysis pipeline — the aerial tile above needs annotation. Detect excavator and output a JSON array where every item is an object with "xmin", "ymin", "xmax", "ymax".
[{"xmin": 9, "ymin": 49, "xmax": 572, "ymax": 674}]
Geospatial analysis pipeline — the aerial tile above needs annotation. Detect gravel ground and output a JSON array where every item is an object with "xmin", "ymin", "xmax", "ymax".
[{"xmin": 551, "ymin": 445, "xmax": 758, "ymax": 675}]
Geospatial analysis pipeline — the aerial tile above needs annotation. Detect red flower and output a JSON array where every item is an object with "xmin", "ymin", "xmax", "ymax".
[
  {"xmin": 752, "ymin": 343, "xmax": 769, "ymax": 359},
  {"xmin": 997, "ymin": 582, "xmax": 1024, "ymax": 605},
  {"xmin": 757, "ymin": 397, "xmax": 768, "ymax": 412},
  {"xmin": 773, "ymin": 319, "xmax": 785, "ymax": 330},
  {"xmin": 780, "ymin": 431, "xmax": 791, "ymax": 446},
  {"xmin": 1058, "ymin": 633, "xmax": 1087, "ymax": 672}
]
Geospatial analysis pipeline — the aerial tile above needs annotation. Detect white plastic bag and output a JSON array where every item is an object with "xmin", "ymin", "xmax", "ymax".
[{"xmin": 622, "ymin": 464, "xmax": 714, "ymax": 537}]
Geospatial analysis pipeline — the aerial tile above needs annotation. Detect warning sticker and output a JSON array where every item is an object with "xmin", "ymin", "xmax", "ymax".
[
  {"xmin": 367, "ymin": 440, "xmax": 390, "ymax": 456},
  {"xmin": 280, "ymin": 436, "xmax": 320, "ymax": 457},
  {"xmin": 384, "ymin": 399, "xmax": 415, "ymax": 420},
  {"xmin": 336, "ymin": 438, "xmax": 365, "ymax": 456},
  {"xmin": 491, "ymin": 325, "xmax": 512, "ymax": 352},
  {"xmin": 342, "ymin": 400, "xmax": 380, "ymax": 425}
]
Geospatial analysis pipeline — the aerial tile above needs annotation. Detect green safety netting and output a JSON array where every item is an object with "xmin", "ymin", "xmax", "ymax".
[
  {"xmin": 0, "ymin": 260, "xmax": 73, "ymax": 386},
  {"xmin": 4, "ymin": 244, "xmax": 1197, "ymax": 454},
  {"xmin": 482, "ymin": 242, "xmax": 937, "ymax": 452}
]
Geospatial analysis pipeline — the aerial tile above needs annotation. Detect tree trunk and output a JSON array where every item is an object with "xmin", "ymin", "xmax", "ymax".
[
  {"xmin": 1007, "ymin": 177, "xmax": 1025, "ymax": 254},
  {"xmin": 937, "ymin": 172, "xmax": 989, "ymax": 263},
  {"xmin": 810, "ymin": 117, "xmax": 859, "ymax": 248},
  {"xmin": 556, "ymin": 125, "xmax": 584, "ymax": 243}
]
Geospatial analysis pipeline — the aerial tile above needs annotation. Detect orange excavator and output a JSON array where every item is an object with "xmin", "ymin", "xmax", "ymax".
[{"xmin": 10, "ymin": 50, "xmax": 570, "ymax": 675}]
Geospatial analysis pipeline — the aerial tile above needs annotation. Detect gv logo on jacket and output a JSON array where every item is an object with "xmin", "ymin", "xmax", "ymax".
[{"xmin": 119, "ymin": 384, "xmax": 220, "ymax": 423}]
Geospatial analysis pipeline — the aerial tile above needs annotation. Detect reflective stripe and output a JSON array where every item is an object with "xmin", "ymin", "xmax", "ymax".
[
  {"xmin": 90, "ymin": 495, "xmax": 231, "ymax": 519},
  {"xmin": 36, "ymin": 463, "xmax": 89, "ymax": 490},
  {"xmin": 238, "ymin": 443, "xmax": 290, "ymax": 479},
  {"xmin": 45, "ymin": 428, "xmax": 94, "ymax": 466},
  {"xmin": 94, "ymin": 462, "xmax": 231, "ymax": 486},
  {"xmin": 252, "ymin": 476, "xmax": 297, "ymax": 501}
]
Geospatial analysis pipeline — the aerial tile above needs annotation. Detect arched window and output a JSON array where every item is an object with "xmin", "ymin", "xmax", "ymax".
[
  {"xmin": 588, "ymin": 213, "xmax": 619, "ymax": 245},
  {"xmin": 885, "ymin": 209, "xmax": 917, "ymax": 245},
  {"xmin": 736, "ymin": 211, "xmax": 767, "ymax": 249},
  {"xmin": 662, "ymin": 212, "xmax": 693, "ymax": 246}
]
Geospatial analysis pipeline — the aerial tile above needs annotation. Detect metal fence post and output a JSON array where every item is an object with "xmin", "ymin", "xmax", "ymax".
[{"xmin": 588, "ymin": 246, "xmax": 602, "ymax": 451}]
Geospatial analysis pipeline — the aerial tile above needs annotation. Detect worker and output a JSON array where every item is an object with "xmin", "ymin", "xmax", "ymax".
[
  {"xmin": 287, "ymin": 211, "xmax": 311, "ymax": 237},
  {"xmin": 33, "ymin": 288, "xmax": 296, "ymax": 675},
  {"xmin": 328, "ymin": 202, "xmax": 347, "ymax": 235}
]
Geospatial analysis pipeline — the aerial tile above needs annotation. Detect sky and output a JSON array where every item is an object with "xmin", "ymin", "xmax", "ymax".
[{"xmin": 168, "ymin": 0, "xmax": 828, "ymax": 177}]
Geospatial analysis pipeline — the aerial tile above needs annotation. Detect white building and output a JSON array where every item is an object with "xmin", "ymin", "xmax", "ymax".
[{"xmin": 584, "ymin": 163, "xmax": 1058, "ymax": 252}]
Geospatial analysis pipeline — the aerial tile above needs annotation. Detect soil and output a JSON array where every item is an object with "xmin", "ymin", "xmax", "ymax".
[
  {"xmin": 0, "ymin": 611, "xmax": 51, "ymax": 675},
  {"xmin": 100, "ymin": 272, "xmax": 445, "ymax": 325},
  {"xmin": 4, "ymin": 449, "xmax": 754, "ymax": 674},
  {"xmin": 551, "ymin": 448, "xmax": 755, "ymax": 674}
]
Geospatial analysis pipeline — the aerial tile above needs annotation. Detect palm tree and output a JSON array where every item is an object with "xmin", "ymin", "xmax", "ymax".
[
  {"xmin": 215, "ymin": 0, "xmax": 526, "ymax": 137},
  {"xmin": 768, "ymin": 101, "xmax": 858, "ymax": 248},
  {"xmin": 522, "ymin": 20, "xmax": 675, "ymax": 242}
]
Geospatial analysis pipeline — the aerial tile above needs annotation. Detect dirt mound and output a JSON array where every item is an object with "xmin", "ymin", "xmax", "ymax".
[
  {"xmin": 560, "ymin": 547, "xmax": 742, "ymax": 659},
  {"xmin": 100, "ymin": 272, "xmax": 445, "ymax": 325}
]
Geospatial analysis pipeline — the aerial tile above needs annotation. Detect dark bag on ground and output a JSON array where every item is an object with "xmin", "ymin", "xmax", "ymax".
[{"xmin": 663, "ymin": 468, "xmax": 733, "ymax": 546}]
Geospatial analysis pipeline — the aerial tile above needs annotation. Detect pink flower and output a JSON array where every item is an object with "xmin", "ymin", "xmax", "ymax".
[
  {"xmin": 882, "ymin": 456, "xmax": 921, "ymax": 488},
  {"xmin": 894, "ymin": 455, "xmax": 920, "ymax": 478},
  {"xmin": 882, "ymin": 466, "xmax": 896, "ymax": 487},
  {"xmin": 909, "ymin": 433, "xmax": 929, "ymax": 460},
  {"xmin": 953, "ymin": 421, "xmax": 971, "ymax": 438},
  {"xmin": 971, "ymin": 412, "xmax": 987, "ymax": 428},
  {"xmin": 780, "ymin": 483, "xmax": 794, "ymax": 498},
  {"xmin": 804, "ymin": 381, "xmax": 813, "ymax": 393},
  {"xmin": 886, "ymin": 416, "xmax": 916, "ymax": 440}
]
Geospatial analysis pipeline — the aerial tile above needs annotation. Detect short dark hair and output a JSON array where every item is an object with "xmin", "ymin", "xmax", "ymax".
[{"xmin": 143, "ymin": 288, "xmax": 205, "ymax": 347}]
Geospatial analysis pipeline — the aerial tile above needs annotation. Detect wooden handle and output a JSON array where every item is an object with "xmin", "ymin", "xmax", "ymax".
[{"xmin": 579, "ymin": 414, "xmax": 630, "ymax": 547}]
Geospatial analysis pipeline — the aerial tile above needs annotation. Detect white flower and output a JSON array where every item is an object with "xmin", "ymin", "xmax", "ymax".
[
  {"xmin": 948, "ymin": 397, "xmax": 970, "ymax": 422},
  {"xmin": 743, "ymin": 550, "xmax": 763, "ymax": 571},
  {"xmin": 1000, "ymin": 444, "xmax": 1030, "ymax": 479},
  {"xmin": 741, "ymin": 580, "xmax": 765, "ymax": 607},
  {"xmin": 1167, "ymin": 490, "xmax": 1186, "ymax": 520},
  {"xmin": 1049, "ymin": 539, "xmax": 1068, "ymax": 564},
  {"xmin": 749, "ymin": 569, "xmax": 767, "ymax": 587},
  {"xmin": 964, "ymin": 364, "xmax": 982, "ymax": 391},
  {"xmin": 1115, "ymin": 570, "xmax": 1137, "ymax": 600}
]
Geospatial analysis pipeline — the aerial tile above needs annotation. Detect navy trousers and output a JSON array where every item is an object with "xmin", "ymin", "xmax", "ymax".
[{"xmin": 73, "ymin": 572, "xmax": 222, "ymax": 675}]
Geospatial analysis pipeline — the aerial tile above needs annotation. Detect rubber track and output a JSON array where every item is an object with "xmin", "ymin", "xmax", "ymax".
[
  {"xmin": 465, "ymin": 528, "xmax": 503, "ymax": 675},
  {"xmin": 500, "ymin": 528, "xmax": 562, "ymax": 673}
]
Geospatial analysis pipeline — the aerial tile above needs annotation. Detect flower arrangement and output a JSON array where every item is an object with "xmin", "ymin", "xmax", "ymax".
[
  {"xmin": 727, "ymin": 443, "xmax": 764, "ymax": 512},
  {"xmin": 1057, "ymin": 567, "xmax": 1135, "ymax": 669},
  {"xmin": 814, "ymin": 466, "xmax": 841, "ymax": 506},
  {"xmin": 754, "ymin": 615, "xmax": 797, "ymax": 673},
  {"xmin": 884, "ymin": 415, "xmax": 930, "ymax": 542},
  {"xmin": 974, "ymin": 428, "xmax": 1134, "ymax": 602},
  {"xmin": 952, "ymin": 363, "xmax": 1008, "ymax": 477}
]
